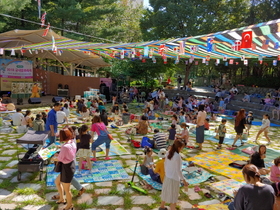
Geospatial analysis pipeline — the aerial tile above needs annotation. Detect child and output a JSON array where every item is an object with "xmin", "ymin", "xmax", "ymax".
[
  {"xmin": 167, "ymin": 124, "xmax": 176, "ymax": 146},
  {"xmin": 216, "ymin": 119, "xmax": 227, "ymax": 149},
  {"xmin": 76, "ymin": 125, "xmax": 93, "ymax": 172},
  {"xmin": 255, "ymin": 114, "xmax": 271, "ymax": 145},
  {"xmin": 245, "ymin": 111, "xmax": 254, "ymax": 135},
  {"xmin": 98, "ymin": 102, "xmax": 105, "ymax": 113},
  {"xmin": 171, "ymin": 114, "xmax": 178, "ymax": 125},
  {"xmin": 147, "ymin": 148, "xmax": 166, "ymax": 184},
  {"xmin": 176, "ymin": 122, "xmax": 189, "ymax": 145},
  {"xmin": 218, "ymin": 97, "xmax": 225, "ymax": 113},
  {"xmin": 210, "ymin": 112, "xmax": 217, "ymax": 121},
  {"xmin": 112, "ymin": 94, "xmax": 117, "ymax": 106},
  {"xmin": 179, "ymin": 111, "xmax": 186, "ymax": 125},
  {"xmin": 204, "ymin": 118, "xmax": 210, "ymax": 130},
  {"xmin": 168, "ymin": 99, "xmax": 173, "ymax": 110},
  {"xmin": 33, "ymin": 114, "xmax": 45, "ymax": 131},
  {"xmin": 140, "ymin": 146, "xmax": 154, "ymax": 175},
  {"xmin": 100, "ymin": 109, "xmax": 108, "ymax": 126}
]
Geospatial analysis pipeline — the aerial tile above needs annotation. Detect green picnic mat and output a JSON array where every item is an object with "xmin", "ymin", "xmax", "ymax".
[{"xmin": 230, "ymin": 144, "xmax": 280, "ymax": 163}]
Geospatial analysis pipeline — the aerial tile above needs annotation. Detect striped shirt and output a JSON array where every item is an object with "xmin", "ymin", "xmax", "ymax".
[{"xmin": 154, "ymin": 132, "xmax": 166, "ymax": 149}]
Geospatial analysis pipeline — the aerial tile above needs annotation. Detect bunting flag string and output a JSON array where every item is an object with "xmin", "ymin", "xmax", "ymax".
[
  {"xmin": 41, "ymin": 12, "xmax": 46, "ymax": 27},
  {"xmin": 42, "ymin": 23, "xmax": 50, "ymax": 37}
]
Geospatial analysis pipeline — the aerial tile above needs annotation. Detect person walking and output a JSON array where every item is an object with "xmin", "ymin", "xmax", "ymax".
[
  {"xmin": 159, "ymin": 140, "xmax": 189, "ymax": 210},
  {"xmin": 255, "ymin": 114, "xmax": 271, "ymax": 145},
  {"xmin": 196, "ymin": 105, "xmax": 206, "ymax": 150},
  {"xmin": 232, "ymin": 109, "xmax": 246, "ymax": 147},
  {"xmin": 45, "ymin": 103, "xmax": 62, "ymax": 146},
  {"xmin": 177, "ymin": 76, "xmax": 182, "ymax": 90}
]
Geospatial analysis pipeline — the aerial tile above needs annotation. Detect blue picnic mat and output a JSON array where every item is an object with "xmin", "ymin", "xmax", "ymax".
[
  {"xmin": 131, "ymin": 163, "xmax": 214, "ymax": 190},
  {"xmin": 46, "ymin": 160, "xmax": 129, "ymax": 186},
  {"xmin": 252, "ymin": 121, "xmax": 280, "ymax": 127}
]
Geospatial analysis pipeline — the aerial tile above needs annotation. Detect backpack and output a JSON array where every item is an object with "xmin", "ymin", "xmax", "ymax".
[
  {"xmin": 141, "ymin": 137, "xmax": 153, "ymax": 148},
  {"xmin": 34, "ymin": 120, "xmax": 44, "ymax": 131}
]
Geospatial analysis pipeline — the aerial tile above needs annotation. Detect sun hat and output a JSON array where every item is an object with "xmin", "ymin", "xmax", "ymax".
[{"xmin": 158, "ymin": 148, "xmax": 167, "ymax": 158}]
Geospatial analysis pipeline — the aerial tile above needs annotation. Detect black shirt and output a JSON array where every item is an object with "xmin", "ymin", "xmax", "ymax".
[
  {"xmin": 250, "ymin": 152, "xmax": 265, "ymax": 168},
  {"xmin": 78, "ymin": 134, "xmax": 91, "ymax": 149}
]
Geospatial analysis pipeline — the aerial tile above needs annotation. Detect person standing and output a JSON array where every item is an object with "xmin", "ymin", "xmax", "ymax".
[
  {"xmin": 159, "ymin": 140, "xmax": 189, "ymax": 210},
  {"xmin": 45, "ymin": 103, "xmax": 62, "ymax": 146},
  {"xmin": 196, "ymin": 105, "xmax": 206, "ymax": 150},
  {"xmin": 30, "ymin": 83, "xmax": 41, "ymax": 98},
  {"xmin": 55, "ymin": 127, "xmax": 76, "ymax": 210},
  {"xmin": 99, "ymin": 80, "xmax": 107, "ymax": 94},
  {"xmin": 158, "ymin": 89, "xmax": 165, "ymax": 111},
  {"xmin": 91, "ymin": 115, "xmax": 112, "ymax": 161},
  {"xmin": 232, "ymin": 109, "xmax": 246, "ymax": 147},
  {"xmin": 177, "ymin": 76, "xmax": 182, "ymax": 90}
]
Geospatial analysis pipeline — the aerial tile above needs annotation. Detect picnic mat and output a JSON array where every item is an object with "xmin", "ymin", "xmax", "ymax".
[
  {"xmin": 38, "ymin": 144, "xmax": 59, "ymax": 160},
  {"xmin": 252, "ymin": 121, "xmax": 280, "ymax": 127},
  {"xmin": 190, "ymin": 130, "xmax": 247, "ymax": 146},
  {"xmin": 96, "ymin": 139, "xmax": 130, "ymax": 157},
  {"xmin": 209, "ymin": 179, "xmax": 246, "ymax": 198},
  {"xmin": 131, "ymin": 164, "xmax": 214, "ymax": 190},
  {"xmin": 187, "ymin": 150, "xmax": 247, "ymax": 182},
  {"xmin": 194, "ymin": 203, "xmax": 229, "ymax": 210},
  {"xmin": 230, "ymin": 143, "xmax": 280, "ymax": 163},
  {"xmin": 46, "ymin": 159, "xmax": 129, "ymax": 186}
]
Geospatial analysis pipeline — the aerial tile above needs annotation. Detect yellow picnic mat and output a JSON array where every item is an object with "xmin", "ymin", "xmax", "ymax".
[
  {"xmin": 187, "ymin": 150, "xmax": 247, "ymax": 182},
  {"xmin": 194, "ymin": 203, "xmax": 229, "ymax": 210}
]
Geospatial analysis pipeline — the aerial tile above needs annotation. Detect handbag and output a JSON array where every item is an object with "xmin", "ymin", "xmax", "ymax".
[
  {"xmin": 54, "ymin": 161, "xmax": 62, "ymax": 172},
  {"xmin": 104, "ymin": 128, "xmax": 113, "ymax": 140}
]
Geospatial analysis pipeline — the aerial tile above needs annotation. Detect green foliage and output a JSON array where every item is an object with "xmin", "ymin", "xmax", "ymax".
[
  {"xmin": 241, "ymin": 76, "xmax": 280, "ymax": 88},
  {"xmin": 140, "ymin": 0, "xmax": 250, "ymax": 40}
]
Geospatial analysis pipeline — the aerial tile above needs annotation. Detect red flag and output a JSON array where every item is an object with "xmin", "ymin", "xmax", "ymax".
[
  {"xmin": 260, "ymin": 60, "xmax": 263, "ymax": 64},
  {"xmin": 42, "ymin": 23, "xmax": 50, "ymax": 37},
  {"xmin": 136, "ymin": 51, "xmax": 141, "ymax": 57},
  {"xmin": 142, "ymin": 58, "xmax": 146, "ymax": 63},
  {"xmin": 229, "ymin": 59, "xmax": 234, "ymax": 64},
  {"xmin": 262, "ymin": 40, "xmax": 269, "ymax": 50},
  {"xmin": 206, "ymin": 55, "xmax": 210, "ymax": 61},
  {"xmin": 41, "ymin": 12, "xmax": 47, "ymax": 27},
  {"xmin": 241, "ymin": 31, "xmax": 252, "ymax": 49}
]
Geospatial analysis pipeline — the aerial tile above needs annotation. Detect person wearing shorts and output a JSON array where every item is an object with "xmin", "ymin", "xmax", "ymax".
[{"xmin": 91, "ymin": 115, "xmax": 112, "ymax": 161}]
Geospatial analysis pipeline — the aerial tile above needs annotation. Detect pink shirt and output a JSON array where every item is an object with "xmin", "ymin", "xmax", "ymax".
[
  {"xmin": 270, "ymin": 165, "xmax": 280, "ymax": 182},
  {"xmin": 91, "ymin": 122, "xmax": 107, "ymax": 135},
  {"xmin": 58, "ymin": 140, "xmax": 76, "ymax": 164}
]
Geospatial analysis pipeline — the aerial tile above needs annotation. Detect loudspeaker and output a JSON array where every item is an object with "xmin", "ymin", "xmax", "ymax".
[
  {"xmin": 52, "ymin": 96, "xmax": 63, "ymax": 103},
  {"xmin": 17, "ymin": 98, "xmax": 23, "ymax": 105},
  {"xmin": 28, "ymin": 98, "xmax": 41, "ymax": 104}
]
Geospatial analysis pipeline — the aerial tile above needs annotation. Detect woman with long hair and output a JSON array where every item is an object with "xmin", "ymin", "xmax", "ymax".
[
  {"xmin": 232, "ymin": 109, "xmax": 246, "ymax": 147},
  {"xmin": 91, "ymin": 115, "xmax": 112, "ymax": 161},
  {"xmin": 233, "ymin": 164, "xmax": 274, "ymax": 210},
  {"xmin": 159, "ymin": 140, "xmax": 189, "ymax": 210},
  {"xmin": 196, "ymin": 105, "xmax": 206, "ymax": 150},
  {"xmin": 250, "ymin": 145, "xmax": 270, "ymax": 175},
  {"xmin": 55, "ymin": 127, "xmax": 76, "ymax": 210}
]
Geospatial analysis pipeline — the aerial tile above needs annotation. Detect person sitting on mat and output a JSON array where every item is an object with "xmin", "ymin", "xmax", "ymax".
[
  {"xmin": 175, "ymin": 122, "xmax": 189, "ymax": 146},
  {"xmin": 230, "ymin": 164, "xmax": 275, "ymax": 210},
  {"xmin": 140, "ymin": 146, "xmax": 154, "ymax": 175},
  {"xmin": 270, "ymin": 157, "xmax": 280, "ymax": 182},
  {"xmin": 152, "ymin": 129, "xmax": 167, "ymax": 149},
  {"xmin": 147, "ymin": 148, "xmax": 166, "ymax": 184},
  {"xmin": 250, "ymin": 145, "xmax": 270, "ymax": 175},
  {"xmin": 135, "ymin": 115, "xmax": 152, "ymax": 135}
]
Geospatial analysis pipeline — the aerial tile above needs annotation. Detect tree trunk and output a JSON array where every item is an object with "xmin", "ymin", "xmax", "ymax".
[{"xmin": 184, "ymin": 63, "xmax": 193, "ymax": 86}]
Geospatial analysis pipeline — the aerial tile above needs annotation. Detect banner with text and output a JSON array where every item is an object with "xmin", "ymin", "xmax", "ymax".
[{"xmin": 0, "ymin": 59, "xmax": 33, "ymax": 79}]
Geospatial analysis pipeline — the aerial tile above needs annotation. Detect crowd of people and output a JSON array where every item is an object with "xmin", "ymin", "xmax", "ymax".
[{"xmin": 7, "ymin": 84, "xmax": 280, "ymax": 210}]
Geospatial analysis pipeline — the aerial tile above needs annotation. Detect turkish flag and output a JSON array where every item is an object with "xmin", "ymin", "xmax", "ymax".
[{"xmin": 241, "ymin": 31, "xmax": 252, "ymax": 49}]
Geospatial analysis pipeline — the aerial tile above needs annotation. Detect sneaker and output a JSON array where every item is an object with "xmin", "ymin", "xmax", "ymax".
[
  {"xmin": 216, "ymin": 146, "xmax": 221, "ymax": 150},
  {"xmin": 91, "ymin": 158, "xmax": 97, "ymax": 161},
  {"xmin": 105, "ymin": 157, "xmax": 111, "ymax": 160}
]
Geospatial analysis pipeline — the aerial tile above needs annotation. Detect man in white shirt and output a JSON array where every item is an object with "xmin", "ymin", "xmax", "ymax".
[
  {"xmin": 12, "ymin": 108, "xmax": 27, "ymax": 133},
  {"xmin": 56, "ymin": 109, "xmax": 68, "ymax": 124},
  {"xmin": 12, "ymin": 108, "xmax": 24, "ymax": 126}
]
